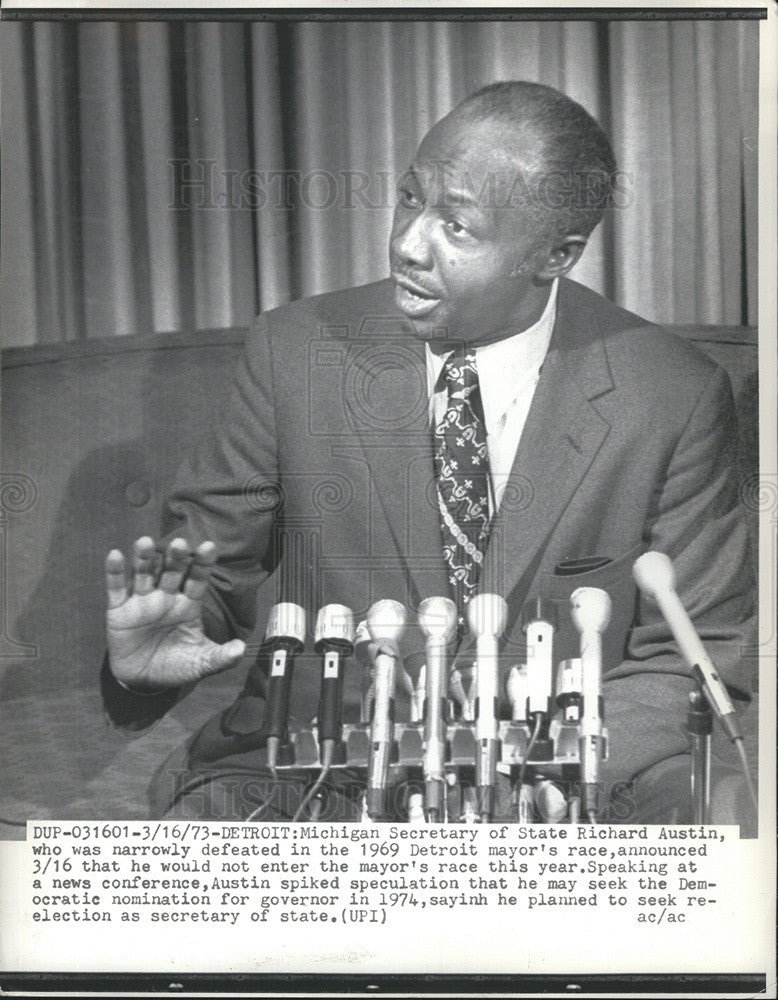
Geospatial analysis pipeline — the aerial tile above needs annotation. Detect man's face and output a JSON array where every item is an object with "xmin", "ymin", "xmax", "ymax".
[{"xmin": 389, "ymin": 113, "xmax": 550, "ymax": 346}]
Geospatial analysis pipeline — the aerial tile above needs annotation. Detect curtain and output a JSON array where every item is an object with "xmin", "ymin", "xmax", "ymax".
[{"xmin": 0, "ymin": 18, "xmax": 758, "ymax": 347}]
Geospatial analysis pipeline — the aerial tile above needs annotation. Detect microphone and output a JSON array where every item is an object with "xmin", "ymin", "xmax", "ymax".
[
  {"xmin": 410, "ymin": 665, "xmax": 426, "ymax": 723},
  {"xmin": 555, "ymin": 657, "xmax": 583, "ymax": 723},
  {"xmin": 570, "ymin": 587, "xmax": 611, "ymax": 820},
  {"xmin": 417, "ymin": 596, "xmax": 459, "ymax": 822},
  {"xmin": 632, "ymin": 551, "xmax": 742, "ymax": 742},
  {"xmin": 354, "ymin": 620, "xmax": 376, "ymax": 724},
  {"xmin": 314, "ymin": 605, "xmax": 356, "ymax": 750},
  {"xmin": 448, "ymin": 668, "xmax": 470, "ymax": 719},
  {"xmin": 506, "ymin": 664, "xmax": 529, "ymax": 722},
  {"xmin": 521, "ymin": 598, "xmax": 557, "ymax": 717},
  {"xmin": 467, "ymin": 593, "xmax": 508, "ymax": 822},
  {"xmin": 264, "ymin": 603, "xmax": 306, "ymax": 771},
  {"xmin": 535, "ymin": 779, "xmax": 569, "ymax": 824},
  {"xmin": 365, "ymin": 599, "xmax": 407, "ymax": 819},
  {"xmin": 356, "ymin": 617, "xmax": 417, "ymax": 721}
]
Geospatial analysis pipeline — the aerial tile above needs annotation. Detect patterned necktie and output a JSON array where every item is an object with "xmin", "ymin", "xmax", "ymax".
[{"xmin": 433, "ymin": 348, "xmax": 491, "ymax": 629}]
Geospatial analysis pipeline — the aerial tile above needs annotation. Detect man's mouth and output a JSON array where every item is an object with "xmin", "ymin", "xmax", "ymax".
[{"xmin": 391, "ymin": 273, "xmax": 441, "ymax": 318}]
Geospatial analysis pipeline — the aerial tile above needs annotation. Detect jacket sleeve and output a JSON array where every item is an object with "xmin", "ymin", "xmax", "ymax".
[{"xmin": 601, "ymin": 363, "xmax": 757, "ymax": 790}]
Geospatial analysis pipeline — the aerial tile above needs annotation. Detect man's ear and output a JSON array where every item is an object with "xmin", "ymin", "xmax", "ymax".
[{"xmin": 533, "ymin": 235, "xmax": 588, "ymax": 280}]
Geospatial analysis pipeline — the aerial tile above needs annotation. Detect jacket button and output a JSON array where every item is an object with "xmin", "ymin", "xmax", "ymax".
[{"xmin": 124, "ymin": 481, "xmax": 150, "ymax": 507}]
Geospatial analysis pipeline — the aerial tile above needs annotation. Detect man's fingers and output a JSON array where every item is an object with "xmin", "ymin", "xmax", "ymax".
[
  {"xmin": 182, "ymin": 541, "xmax": 218, "ymax": 602},
  {"xmin": 105, "ymin": 550, "xmax": 128, "ymax": 609},
  {"xmin": 207, "ymin": 638, "xmax": 246, "ymax": 675},
  {"xmin": 158, "ymin": 538, "xmax": 192, "ymax": 593},
  {"xmin": 132, "ymin": 536, "xmax": 157, "ymax": 595}
]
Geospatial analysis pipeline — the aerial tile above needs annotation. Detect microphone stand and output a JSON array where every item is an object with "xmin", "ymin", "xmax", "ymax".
[{"xmin": 687, "ymin": 687, "xmax": 713, "ymax": 824}]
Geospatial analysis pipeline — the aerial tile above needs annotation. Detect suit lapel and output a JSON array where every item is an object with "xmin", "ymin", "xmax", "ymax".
[
  {"xmin": 479, "ymin": 280, "xmax": 616, "ymax": 615},
  {"xmin": 341, "ymin": 282, "xmax": 617, "ymax": 629}
]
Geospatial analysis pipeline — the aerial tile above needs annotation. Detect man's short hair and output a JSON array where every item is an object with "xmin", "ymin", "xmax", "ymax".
[{"xmin": 455, "ymin": 81, "xmax": 617, "ymax": 242}]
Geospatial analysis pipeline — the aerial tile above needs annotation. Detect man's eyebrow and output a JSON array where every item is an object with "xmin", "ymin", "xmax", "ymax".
[
  {"xmin": 441, "ymin": 188, "xmax": 483, "ymax": 209},
  {"xmin": 398, "ymin": 168, "xmax": 486, "ymax": 211}
]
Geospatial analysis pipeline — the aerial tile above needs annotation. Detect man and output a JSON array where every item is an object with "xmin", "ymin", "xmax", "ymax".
[{"xmin": 103, "ymin": 82, "xmax": 756, "ymax": 825}]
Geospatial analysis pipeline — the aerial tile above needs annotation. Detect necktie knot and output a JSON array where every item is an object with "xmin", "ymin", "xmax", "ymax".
[{"xmin": 441, "ymin": 348, "xmax": 479, "ymax": 396}]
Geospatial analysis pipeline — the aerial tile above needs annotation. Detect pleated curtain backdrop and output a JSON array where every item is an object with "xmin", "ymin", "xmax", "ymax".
[{"xmin": 0, "ymin": 18, "xmax": 758, "ymax": 347}]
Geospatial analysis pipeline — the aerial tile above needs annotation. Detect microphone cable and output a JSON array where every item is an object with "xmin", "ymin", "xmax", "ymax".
[
  {"xmin": 292, "ymin": 738, "xmax": 335, "ymax": 822},
  {"xmin": 733, "ymin": 737, "xmax": 759, "ymax": 815},
  {"xmin": 244, "ymin": 799, "xmax": 272, "ymax": 823},
  {"xmin": 513, "ymin": 713, "xmax": 543, "ymax": 821}
]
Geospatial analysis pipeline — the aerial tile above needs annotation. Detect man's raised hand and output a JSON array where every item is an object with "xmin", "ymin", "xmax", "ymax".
[{"xmin": 105, "ymin": 537, "xmax": 246, "ymax": 690}]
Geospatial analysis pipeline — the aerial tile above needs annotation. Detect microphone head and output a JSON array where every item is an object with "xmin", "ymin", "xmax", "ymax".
[
  {"xmin": 417, "ymin": 596, "xmax": 458, "ymax": 643},
  {"xmin": 448, "ymin": 668, "xmax": 468, "ymax": 707},
  {"xmin": 354, "ymin": 620, "xmax": 375, "ymax": 666},
  {"xmin": 632, "ymin": 550, "xmax": 676, "ymax": 600},
  {"xmin": 398, "ymin": 667, "xmax": 415, "ymax": 697},
  {"xmin": 366, "ymin": 599, "xmax": 407, "ymax": 646},
  {"xmin": 467, "ymin": 593, "xmax": 508, "ymax": 638},
  {"xmin": 506, "ymin": 664, "xmax": 528, "ymax": 705},
  {"xmin": 314, "ymin": 604, "xmax": 356, "ymax": 651},
  {"xmin": 535, "ymin": 780, "xmax": 568, "ymax": 824},
  {"xmin": 570, "ymin": 587, "xmax": 612, "ymax": 635},
  {"xmin": 265, "ymin": 602, "xmax": 306, "ymax": 647}
]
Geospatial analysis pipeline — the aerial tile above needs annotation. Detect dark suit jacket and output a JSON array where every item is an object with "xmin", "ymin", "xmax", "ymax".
[{"xmin": 114, "ymin": 276, "xmax": 755, "ymax": 802}]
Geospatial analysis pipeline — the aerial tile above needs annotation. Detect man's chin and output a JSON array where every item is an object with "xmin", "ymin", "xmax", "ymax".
[{"xmin": 403, "ymin": 317, "xmax": 458, "ymax": 345}]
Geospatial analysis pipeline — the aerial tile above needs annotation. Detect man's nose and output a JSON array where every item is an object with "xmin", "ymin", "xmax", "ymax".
[{"xmin": 391, "ymin": 211, "xmax": 433, "ymax": 269}]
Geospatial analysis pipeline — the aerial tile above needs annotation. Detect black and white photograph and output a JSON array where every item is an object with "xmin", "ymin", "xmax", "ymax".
[{"xmin": 0, "ymin": 1, "xmax": 774, "ymax": 992}]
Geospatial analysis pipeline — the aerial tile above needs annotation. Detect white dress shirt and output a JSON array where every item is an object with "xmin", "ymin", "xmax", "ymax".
[{"xmin": 426, "ymin": 278, "xmax": 558, "ymax": 516}]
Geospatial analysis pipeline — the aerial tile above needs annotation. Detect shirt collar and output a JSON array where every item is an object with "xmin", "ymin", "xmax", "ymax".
[{"xmin": 425, "ymin": 278, "xmax": 558, "ymax": 425}]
